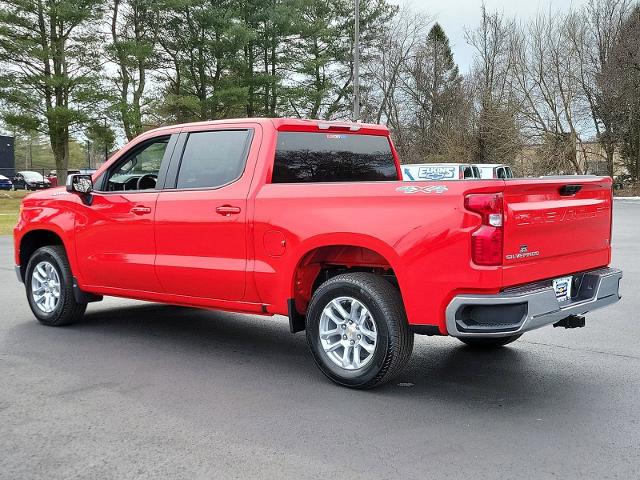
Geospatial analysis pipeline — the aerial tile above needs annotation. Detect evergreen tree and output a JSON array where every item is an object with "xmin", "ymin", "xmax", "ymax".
[
  {"xmin": 108, "ymin": 0, "xmax": 162, "ymax": 140},
  {"xmin": 0, "ymin": 0, "xmax": 108, "ymax": 183},
  {"xmin": 403, "ymin": 23, "xmax": 464, "ymax": 160}
]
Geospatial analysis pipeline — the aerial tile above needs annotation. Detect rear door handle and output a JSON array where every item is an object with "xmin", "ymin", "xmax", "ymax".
[
  {"xmin": 216, "ymin": 205, "xmax": 241, "ymax": 216},
  {"xmin": 131, "ymin": 206, "xmax": 152, "ymax": 215}
]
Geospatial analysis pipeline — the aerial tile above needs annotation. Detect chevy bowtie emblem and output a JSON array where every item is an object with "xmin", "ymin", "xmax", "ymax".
[{"xmin": 396, "ymin": 185, "xmax": 448, "ymax": 194}]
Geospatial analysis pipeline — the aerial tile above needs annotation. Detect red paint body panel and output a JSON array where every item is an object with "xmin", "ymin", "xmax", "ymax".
[{"xmin": 13, "ymin": 118, "xmax": 615, "ymax": 335}]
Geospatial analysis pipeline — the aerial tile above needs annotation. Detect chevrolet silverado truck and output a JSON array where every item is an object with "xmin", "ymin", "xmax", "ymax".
[{"xmin": 13, "ymin": 118, "xmax": 622, "ymax": 388}]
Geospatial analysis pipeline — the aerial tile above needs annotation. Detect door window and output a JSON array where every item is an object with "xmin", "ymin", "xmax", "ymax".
[
  {"xmin": 175, "ymin": 130, "xmax": 252, "ymax": 189},
  {"xmin": 497, "ymin": 167, "xmax": 507, "ymax": 179},
  {"xmin": 101, "ymin": 137, "xmax": 169, "ymax": 191}
]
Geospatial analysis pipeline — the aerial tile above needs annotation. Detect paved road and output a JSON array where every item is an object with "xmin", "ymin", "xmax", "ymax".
[{"xmin": 1, "ymin": 203, "xmax": 639, "ymax": 479}]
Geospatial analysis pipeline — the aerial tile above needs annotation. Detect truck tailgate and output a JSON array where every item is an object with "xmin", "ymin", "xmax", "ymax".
[{"xmin": 502, "ymin": 177, "xmax": 612, "ymax": 286}]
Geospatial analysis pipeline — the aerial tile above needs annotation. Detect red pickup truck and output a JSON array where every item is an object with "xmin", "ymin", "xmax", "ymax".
[{"xmin": 13, "ymin": 118, "xmax": 622, "ymax": 388}]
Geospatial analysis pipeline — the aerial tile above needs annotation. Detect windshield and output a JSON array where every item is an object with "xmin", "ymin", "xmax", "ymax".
[{"xmin": 22, "ymin": 172, "xmax": 44, "ymax": 181}]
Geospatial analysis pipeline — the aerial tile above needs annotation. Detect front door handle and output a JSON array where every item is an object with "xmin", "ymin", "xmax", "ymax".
[
  {"xmin": 216, "ymin": 205, "xmax": 241, "ymax": 216},
  {"xmin": 131, "ymin": 206, "xmax": 152, "ymax": 215}
]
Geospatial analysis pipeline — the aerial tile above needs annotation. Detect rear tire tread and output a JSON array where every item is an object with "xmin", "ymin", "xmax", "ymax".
[{"xmin": 306, "ymin": 272, "xmax": 413, "ymax": 389}]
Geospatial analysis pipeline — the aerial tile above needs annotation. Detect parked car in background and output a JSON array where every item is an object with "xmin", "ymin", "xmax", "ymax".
[
  {"xmin": 47, "ymin": 170, "xmax": 81, "ymax": 188},
  {"xmin": 12, "ymin": 171, "xmax": 51, "ymax": 191},
  {"xmin": 0, "ymin": 174, "xmax": 13, "ymax": 190},
  {"xmin": 401, "ymin": 163, "xmax": 480, "ymax": 181},
  {"xmin": 477, "ymin": 164, "xmax": 514, "ymax": 179}
]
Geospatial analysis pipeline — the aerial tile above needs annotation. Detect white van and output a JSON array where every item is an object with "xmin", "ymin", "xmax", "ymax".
[
  {"xmin": 401, "ymin": 163, "xmax": 480, "ymax": 181},
  {"xmin": 476, "ymin": 164, "xmax": 514, "ymax": 179}
]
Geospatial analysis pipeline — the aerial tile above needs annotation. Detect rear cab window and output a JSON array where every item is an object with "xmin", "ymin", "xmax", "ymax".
[{"xmin": 272, "ymin": 132, "xmax": 398, "ymax": 183}]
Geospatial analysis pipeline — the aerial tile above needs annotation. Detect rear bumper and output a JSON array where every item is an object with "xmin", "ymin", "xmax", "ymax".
[{"xmin": 446, "ymin": 267, "xmax": 622, "ymax": 338}]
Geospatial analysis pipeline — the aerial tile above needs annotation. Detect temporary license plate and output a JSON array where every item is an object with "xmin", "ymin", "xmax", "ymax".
[{"xmin": 553, "ymin": 276, "xmax": 573, "ymax": 303}]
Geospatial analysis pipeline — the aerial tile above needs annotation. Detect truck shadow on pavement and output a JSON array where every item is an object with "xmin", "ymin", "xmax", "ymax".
[{"xmin": 5, "ymin": 302, "xmax": 589, "ymax": 410}]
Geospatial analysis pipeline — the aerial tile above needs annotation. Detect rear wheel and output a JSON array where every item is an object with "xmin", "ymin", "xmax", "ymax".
[
  {"xmin": 305, "ymin": 272, "xmax": 413, "ymax": 389},
  {"xmin": 458, "ymin": 334, "xmax": 522, "ymax": 348},
  {"xmin": 25, "ymin": 245, "xmax": 87, "ymax": 326}
]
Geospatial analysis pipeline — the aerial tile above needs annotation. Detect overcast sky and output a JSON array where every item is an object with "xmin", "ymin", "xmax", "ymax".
[{"xmin": 390, "ymin": 0, "xmax": 589, "ymax": 74}]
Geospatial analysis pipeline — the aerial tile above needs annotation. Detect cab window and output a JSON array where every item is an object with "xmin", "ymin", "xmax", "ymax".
[
  {"xmin": 175, "ymin": 130, "xmax": 252, "ymax": 189},
  {"xmin": 272, "ymin": 132, "xmax": 397, "ymax": 183},
  {"xmin": 101, "ymin": 137, "xmax": 169, "ymax": 191}
]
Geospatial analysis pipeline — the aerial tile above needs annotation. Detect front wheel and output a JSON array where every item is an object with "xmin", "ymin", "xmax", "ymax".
[
  {"xmin": 25, "ymin": 245, "xmax": 87, "ymax": 326},
  {"xmin": 457, "ymin": 334, "xmax": 522, "ymax": 348},
  {"xmin": 305, "ymin": 272, "xmax": 414, "ymax": 389}
]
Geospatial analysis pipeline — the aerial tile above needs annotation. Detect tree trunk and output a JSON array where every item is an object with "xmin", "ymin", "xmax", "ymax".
[{"xmin": 50, "ymin": 125, "xmax": 70, "ymax": 185}]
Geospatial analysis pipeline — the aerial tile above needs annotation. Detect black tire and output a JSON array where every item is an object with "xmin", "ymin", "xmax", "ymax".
[
  {"xmin": 25, "ymin": 245, "xmax": 87, "ymax": 326},
  {"xmin": 305, "ymin": 272, "xmax": 414, "ymax": 389},
  {"xmin": 458, "ymin": 334, "xmax": 522, "ymax": 348}
]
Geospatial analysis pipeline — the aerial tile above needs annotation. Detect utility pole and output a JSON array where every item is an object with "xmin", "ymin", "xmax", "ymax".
[
  {"xmin": 352, "ymin": 0, "xmax": 360, "ymax": 122},
  {"xmin": 103, "ymin": 117, "xmax": 108, "ymax": 163}
]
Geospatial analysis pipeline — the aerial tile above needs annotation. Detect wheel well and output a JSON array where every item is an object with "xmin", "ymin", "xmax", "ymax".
[
  {"xmin": 19, "ymin": 230, "xmax": 64, "ymax": 277},
  {"xmin": 292, "ymin": 245, "xmax": 397, "ymax": 315}
]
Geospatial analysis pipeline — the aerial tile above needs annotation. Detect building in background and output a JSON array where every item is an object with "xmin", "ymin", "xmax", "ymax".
[{"xmin": 0, "ymin": 135, "xmax": 15, "ymax": 179}]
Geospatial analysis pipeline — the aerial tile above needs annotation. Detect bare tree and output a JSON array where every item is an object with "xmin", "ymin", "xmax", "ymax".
[
  {"xmin": 605, "ymin": 6, "xmax": 640, "ymax": 180},
  {"xmin": 465, "ymin": 4, "xmax": 521, "ymax": 164},
  {"xmin": 566, "ymin": 0, "xmax": 631, "ymax": 176},
  {"xmin": 363, "ymin": 6, "xmax": 431, "ymax": 159},
  {"xmin": 511, "ymin": 12, "xmax": 590, "ymax": 174},
  {"xmin": 365, "ymin": 7, "xmax": 431, "ymax": 124}
]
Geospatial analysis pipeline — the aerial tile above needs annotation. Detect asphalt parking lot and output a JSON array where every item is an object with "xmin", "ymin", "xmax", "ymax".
[{"xmin": 1, "ymin": 201, "xmax": 639, "ymax": 480}]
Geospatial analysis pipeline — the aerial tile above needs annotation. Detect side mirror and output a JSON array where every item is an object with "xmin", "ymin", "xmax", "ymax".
[{"xmin": 66, "ymin": 174, "xmax": 93, "ymax": 194}]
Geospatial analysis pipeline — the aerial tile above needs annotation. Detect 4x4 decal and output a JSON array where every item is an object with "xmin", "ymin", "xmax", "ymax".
[{"xmin": 396, "ymin": 185, "xmax": 448, "ymax": 194}]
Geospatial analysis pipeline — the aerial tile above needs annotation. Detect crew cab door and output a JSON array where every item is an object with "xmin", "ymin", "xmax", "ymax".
[
  {"xmin": 74, "ymin": 134, "xmax": 177, "ymax": 292},
  {"xmin": 153, "ymin": 125, "xmax": 259, "ymax": 300}
]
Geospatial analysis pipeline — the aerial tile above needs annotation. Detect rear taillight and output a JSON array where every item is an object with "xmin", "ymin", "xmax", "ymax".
[{"xmin": 464, "ymin": 193, "xmax": 504, "ymax": 266}]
